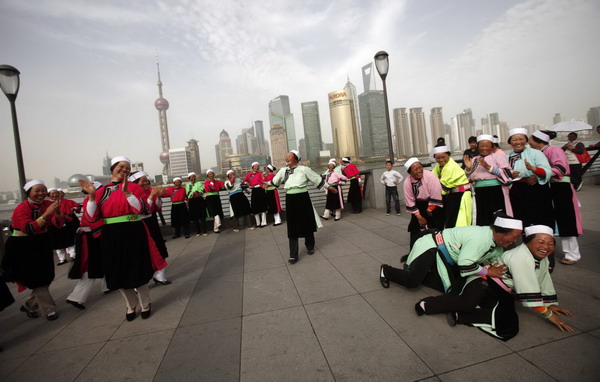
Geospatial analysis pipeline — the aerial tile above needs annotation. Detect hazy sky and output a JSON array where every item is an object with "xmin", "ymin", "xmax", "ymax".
[{"xmin": 0, "ymin": 0, "xmax": 598, "ymax": 191}]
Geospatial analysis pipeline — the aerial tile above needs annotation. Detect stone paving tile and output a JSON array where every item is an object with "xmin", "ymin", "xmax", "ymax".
[
  {"xmin": 344, "ymin": 229, "xmax": 399, "ymax": 252},
  {"xmin": 519, "ymin": 333, "xmax": 600, "ymax": 382},
  {"xmin": 329, "ymin": 252, "xmax": 386, "ymax": 293},
  {"xmin": 240, "ymin": 306, "xmax": 333, "ymax": 382},
  {"xmin": 314, "ymin": 233, "xmax": 364, "ymax": 259},
  {"xmin": 550, "ymin": 266, "xmax": 600, "ymax": 299},
  {"xmin": 0, "ymin": 356, "xmax": 27, "ymax": 381},
  {"xmin": 325, "ymin": 219, "xmax": 364, "ymax": 234},
  {"xmin": 179, "ymin": 273, "xmax": 242, "ymax": 327},
  {"xmin": 362, "ymin": 287, "xmax": 512, "ymax": 374},
  {"xmin": 304, "ymin": 295, "xmax": 434, "ymax": 381},
  {"xmin": 366, "ymin": 245, "xmax": 410, "ymax": 267},
  {"xmin": 437, "ymin": 353, "xmax": 554, "ymax": 382},
  {"xmin": 155, "ymin": 318, "xmax": 241, "ymax": 382},
  {"xmin": 287, "ymin": 259, "xmax": 357, "ymax": 304},
  {"xmin": 546, "ymin": 284, "xmax": 600, "ymax": 332},
  {"xmin": 243, "ymin": 242, "xmax": 285, "ymax": 273},
  {"xmin": 374, "ymin": 224, "xmax": 411, "ymax": 245},
  {"xmin": 75, "ymin": 330, "xmax": 173, "ymax": 382},
  {"xmin": 275, "ymin": 239, "xmax": 327, "ymax": 265},
  {"xmin": 243, "ymin": 266, "xmax": 301, "ymax": 316},
  {"xmin": 588, "ymin": 328, "xmax": 600, "ymax": 339},
  {"xmin": 4, "ymin": 342, "xmax": 103, "ymax": 382}
]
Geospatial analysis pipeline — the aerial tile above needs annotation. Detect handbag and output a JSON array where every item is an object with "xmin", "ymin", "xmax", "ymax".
[{"xmin": 575, "ymin": 148, "xmax": 591, "ymax": 163}]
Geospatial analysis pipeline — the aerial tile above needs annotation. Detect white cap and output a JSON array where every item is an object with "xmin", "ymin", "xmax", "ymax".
[
  {"xmin": 173, "ymin": 177, "xmax": 182, "ymax": 182},
  {"xmin": 128, "ymin": 171, "xmax": 148, "ymax": 182},
  {"xmin": 24, "ymin": 180, "xmax": 44, "ymax": 192},
  {"xmin": 47, "ymin": 187, "xmax": 57, "ymax": 192},
  {"xmin": 404, "ymin": 157, "xmax": 420, "ymax": 171},
  {"xmin": 524, "ymin": 225, "xmax": 554, "ymax": 237},
  {"xmin": 267, "ymin": 164, "xmax": 275, "ymax": 171},
  {"xmin": 57, "ymin": 188, "xmax": 64, "ymax": 193},
  {"xmin": 477, "ymin": 134, "xmax": 494, "ymax": 143},
  {"xmin": 251, "ymin": 162, "xmax": 260, "ymax": 167},
  {"xmin": 432, "ymin": 146, "xmax": 449, "ymax": 154},
  {"xmin": 290, "ymin": 150, "xmax": 301, "ymax": 161},
  {"xmin": 492, "ymin": 137, "xmax": 499, "ymax": 144},
  {"xmin": 508, "ymin": 128, "xmax": 528, "ymax": 139},
  {"xmin": 93, "ymin": 181, "xmax": 102, "ymax": 190},
  {"xmin": 342, "ymin": 157, "xmax": 350, "ymax": 163},
  {"xmin": 532, "ymin": 130, "xmax": 550, "ymax": 143},
  {"xmin": 206, "ymin": 169, "xmax": 215, "ymax": 175},
  {"xmin": 226, "ymin": 169, "xmax": 235, "ymax": 176},
  {"xmin": 110, "ymin": 156, "xmax": 131, "ymax": 166},
  {"xmin": 328, "ymin": 159, "xmax": 337, "ymax": 165},
  {"xmin": 187, "ymin": 172, "xmax": 197, "ymax": 178},
  {"xmin": 494, "ymin": 216, "xmax": 523, "ymax": 230},
  {"xmin": 329, "ymin": 158, "xmax": 337, "ymax": 163}
]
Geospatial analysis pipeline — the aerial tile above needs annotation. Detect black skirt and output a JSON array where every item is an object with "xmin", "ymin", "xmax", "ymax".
[
  {"xmin": 549, "ymin": 182, "xmax": 579, "ymax": 237},
  {"xmin": 442, "ymin": 192, "xmax": 465, "ymax": 229},
  {"xmin": 347, "ymin": 178, "xmax": 362, "ymax": 207},
  {"xmin": 69, "ymin": 231, "xmax": 104, "ymax": 279},
  {"xmin": 230, "ymin": 192, "xmax": 251, "ymax": 217},
  {"xmin": 407, "ymin": 200, "xmax": 444, "ymax": 248},
  {"xmin": 2, "ymin": 233, "xmax": 55, "ymax": 289},
  {"xmin": 143, "ymin": 213, "xmax": 169, "ymax": 259},
  {"xmin": 205, "ymin": 195, "xmax": 224, "ymax": 218},
  {"xmin": 250, "ymin": 188, "xmax": 268, "ymax": 214},
  {"xmin": 100, "ymin": 220, "xmax": 154, "ymax": 290},
  {"xmin": 325, "ymin": 186, "xmax": 342, "ymax": 210},
  {"xmin": 49, "ymin": 216, "xmax": 80, "ymax": 249},
  {"xmin": 266, "ymin": 189, "xmax": 280, "ymax": 214},
  {"xmin": 286, "ymin": 192, "xmax": 317, "ymax": 239},
  {"xmin": 170, "ymin": 203, "xmax": 189, "ymax": 228},
  {"xmin": 188, "ymin": 197, "xmax": 207, "ymax": 221},
  {"xmin": 509, "ymin": 182, "xmax": 554, "ymax": 228},
  {"xmin": 474, "ymin": 185, "xmax": 506, "ymax": 226}
]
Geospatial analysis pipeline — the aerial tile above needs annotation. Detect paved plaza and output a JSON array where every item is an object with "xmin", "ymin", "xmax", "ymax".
[{"xmin": 0, "ymin": 186, "xmax": 599, "ymax": 381}]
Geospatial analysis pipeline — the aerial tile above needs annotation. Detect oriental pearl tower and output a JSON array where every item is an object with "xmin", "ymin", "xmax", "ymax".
[{"xmin": 155, "ymin": 56, "xmax": 171, "ymax": 175}]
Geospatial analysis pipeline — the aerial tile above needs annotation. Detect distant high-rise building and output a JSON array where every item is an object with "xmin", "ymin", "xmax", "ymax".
[
  {"xmin": 102, "ymin": 153, "xmax": 112, "ymax": 176},
  {"xmin": 223, "ymin": 154, "xmax": 268, "ymax": 173},
  {"xmin": 236, "ymin": 127, "xmax": 258, "ymax": 155},
  {"xmin": 361, "ymin": 62, "xmax": 377, "ymax": 92},
  {"xmin": 393, "ymin": 108, "xmax": 412, "ymax": 159},
  {"xmin": 215, "ymin": 143, "xmax": 220, "ymax": 173},
  {"xmin": 298, "ymin": 138, "xmax": 307, "ymax": 163},
  {"xmin": 154, "ymin": 57, "xmax": 172, "ymax": 175},
  {"xmin": 410, "ymin": 108, "xmax": 428, "ymax": 156},
  {"xmin": 344, "ymin": 77, "xmax": 363, "ymax": 155},
  {"xmin": 450, "ymin": 117, "xmax": 461, "ymax": 152},
  {"xmin": 430, "ymin": 107, "xmax": 445, "ymax": 150},
  {"xmin": 359, "ymin": 90, "xmax": 387, "ymax": 158},
  {"xmin": 131, "ymin": 162, "xmax": 144, "ymax": 172},
  {"xmin": 269, "ymin": 125, "xmax": 288, "ymax": 169},
  {"xmin": 187, "ymin": 139, "xmax": 201, "ymax": 174},
  {"xmin": 328, "ymin": 89, "xmax": 359, "ymax": 159},
  {"xmin": 217, "ymin": 130, "xmax": 234, "ymax": 174},
  {"xmin": 553, "ymin": 113, "xmax": 564, "ymax": 125},
  {"xmin": 301, "ymin": 101, "xmax": 323, "ymax": 165},
  {"xmin": 444, "ymin": 123, "xmax": 453, "ymax": 151},
  {"xmin": 457, "ymin": 108, "xmax": 476, "ymax": 147},
  {"xmin": 587, "ymin": 106, "xmax": 600, "ymax": 127},
  {"xmin": 169, "ymin": 148, "xmax": 193, "ymax": 176},
  {"xmin": 269, "ymin": 95, "xmax": 296, "ymax": 151},
  {"xmin": 254, "ymin": 120, "xmax": 270, "ymax": 156}
]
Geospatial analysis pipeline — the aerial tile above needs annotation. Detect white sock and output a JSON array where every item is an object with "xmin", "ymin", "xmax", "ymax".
[{"xmin": 419, "ymin": 301, "xmax": 426, "ymax": 313}]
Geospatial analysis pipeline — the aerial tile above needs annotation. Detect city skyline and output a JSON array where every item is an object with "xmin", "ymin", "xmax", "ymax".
[{"xmin": 1, "ymin": 0, "xmax": 599, "ymax": 190}]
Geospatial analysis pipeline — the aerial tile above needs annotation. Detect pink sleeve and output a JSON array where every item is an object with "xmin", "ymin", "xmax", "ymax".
[{"xmin": 403, "ymin": 179, "xmax": 418, "ymax": 214}]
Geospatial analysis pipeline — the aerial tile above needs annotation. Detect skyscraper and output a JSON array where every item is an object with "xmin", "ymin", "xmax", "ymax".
[
  {"xmin": 269, "ymin": 95, "xmax": 296, "ymax": 151},
  {"xmin": 328, "ymin": 89, "xmax": 359, "ymax": 159},
  {"xmin": 359, "ymin": 90, "xmax": 387, "ymax": 158},
  {"xmin": 187, "ymin": 139, "xmax": 201, "ymax": 174},
  {"xmin": 430, "ymin": 107, "xmax": 445, "ymax": 149},
  {"xmin": 254, "ymin": 120, "xmax": 270, "ymax": 156},
  {"xmin": 344, "ymin": 77, "xmax": 363, "ymax": 155},
  {"xmin": 154, "ymin": 57, "xmax": 171, "ymax": 175},
  {"xmin": 457, "ymin": 108, "xmax": 476, "ymax": 144},
  {"xmin": 553, "ymin": 113, "xmax": 564, "ymax": 125},
  {"xmin": 586, "ymin": 106, "xmax": 600, "ymax": 127},
  {"xmin": 217, "ymin": 130, "xmax": 233, "ymax": 174},
  {"xmin": 301, "ymin": 101, "xmax": 323, "ymax": 165},
  {"xmin": 361, "ymin": 62, "xmax": 377, "ymax": 92},
  {"xmin": 269, "ymin": 125, "xmax": 288, "ymax": 169},
  {"xmin": 450, "ymin": 117, "xmax": 461, "ymax": 152},
  {"xmin": 102, "ymin": 153, "xmax": 112, "ymax": 176},
  {"xmin": 393, "ymin": 108, "xmax": 412, "ymax": 158},
  {"xmin": 236, "ymin": 127, "xmax": 258, "ymax": 155},
  {"xmin": 169, "ymin": 148, "xmax": 193, "ymax": 176},
  {"xmin": 409, "ymin": 108, "xmax": 428, "ymax": 156}
]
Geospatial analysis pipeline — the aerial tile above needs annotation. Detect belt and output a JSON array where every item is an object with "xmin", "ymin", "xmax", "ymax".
[
  {"xmin": 252, "ymin": 185, "xmax": 262, "ymax": 188},
  {"xmin": 348, "ymin": 176, "xmax": 356, "ymax": 180},
  {"xmin": 172, "ymin": 201, "xmax": 185, "ymax": 205},
  {"xmin": 205, "ymin": 192, "xmax": 219, "ymax": 196},
  {"xmin": 266, "ymin": 186, "xmax": 276, "ymax": 191},
  {"xmin": 434, "ymin": 232, "xmax": 455, "ymax": 265},
  {"xmin": 229, "ymin": 190, "xmax": 242, "ymax": 195},
  {"xmin": 11, "ymin": 229, "xmax": 27, "ymax": 237},
  {"xmin": 551, "ymin": 176, "xmax": 571, "ymax": 183},
  {"xmin": 286, "ymin": 187, "xmax": 307, "ymax": 195},
  {"xmin": 474, "ymin": 179, "xmax": 500, "ymax": 188},
  {"xmin": 449, "ymin": 184, "xmax": 472, "ymax": 193},
  {"xmin": 103, "ymin": 214, "xmax": 141, "ymax": 224}
]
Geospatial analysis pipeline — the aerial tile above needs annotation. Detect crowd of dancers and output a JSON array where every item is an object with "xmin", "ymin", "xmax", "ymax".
[{"xmin": 0, "ymin": 127, "xmax": 593, "ymax": 342}]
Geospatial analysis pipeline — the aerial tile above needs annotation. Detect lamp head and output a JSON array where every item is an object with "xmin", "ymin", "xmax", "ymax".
[
  {"xmin": 0, "ymin": 65, "xmax": 20, "ymax": 101},
  {"xmin": 373, "ymin": 51, "xmax": 389, "ymax": 80}
]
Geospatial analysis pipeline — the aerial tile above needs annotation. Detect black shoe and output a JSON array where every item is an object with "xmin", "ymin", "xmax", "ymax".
[
  {"xmin": 20, "ymin": 305, "xmax": 39, "ymax": 318},
  {"xmin": 172, "ymin": 235, "xmax": 181, "ymax": 239},
  {"xmin": 57, "ymin": 260, "xmax": 68, "ymax": 266},
  {"xmin": 273, "ymin": 223, "xmax": 282, "ymax": 226},
  {"xmin": 126, "ymin": 308, "xmax": 137, "ymax": 322},
  {"xmin": 320, "ymin": 215, "xmax": 329, "ymax": 220},
  {"xmin": 46, "ymin": 313, "xmax": 59, "ymax": 321},
  {"xmin": 141, "ymin": 304, "xmax": 152, "ymax": 319},
  {"xmin": 184, "ymin": 234, "xmax": 190, "ymax": 239},
  {"xmin": 379, "ymin": 265, "xmax": 390, "ymax": 288},
  {"xmin": 288, "ymin": 257, "xmax": 298, "ymax": 264},
  {"xmin": 307, "ymin": 249, "xmax": 315, "ymax": 255},
  {"xmin": 66, "ymin": 299, "xmax": 86, "ymax": 310},
  {"xmin": 153, "ymin": 277, "xmax": 172, "ymax": 286},
  {"xmin": 446, "ymin": 312, "xmax": 457, "ymax": 327},
  {"xmin": 414, "ymin": 301, "xmax": 425, "ymax": 316},
  {"xmin": 334, "ymin": 218, "xmax": 340, "ymax": 221}
]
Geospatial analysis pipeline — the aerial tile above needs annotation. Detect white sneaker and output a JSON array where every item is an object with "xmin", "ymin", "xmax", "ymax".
[{"xmin": 386, "ymin": 213, "xmax": 390, "ymax": 216}]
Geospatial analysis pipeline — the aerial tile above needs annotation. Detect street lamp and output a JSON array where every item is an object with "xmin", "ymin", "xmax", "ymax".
[
  {"xmin": 0, "ymin": 65, "xmax": 27, "ymax": 201},
  {"xmin": 374, "ymin": 51, "xmax": 394, "ymax": 164}
]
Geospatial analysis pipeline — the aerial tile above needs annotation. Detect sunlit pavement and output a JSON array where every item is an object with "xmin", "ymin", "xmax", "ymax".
[{"xmin": 1, "ymin": 186, "xmax": 599, "ymax": 381}]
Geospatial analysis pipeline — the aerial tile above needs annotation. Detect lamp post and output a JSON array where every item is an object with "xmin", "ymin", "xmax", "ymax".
[
  {"xmin": 374, "ymin": 51, "xmax": 394, "ymax": 164},
  {"xmin": 0, "ymin": 65, "xmax": 26, "ymax": 201}
]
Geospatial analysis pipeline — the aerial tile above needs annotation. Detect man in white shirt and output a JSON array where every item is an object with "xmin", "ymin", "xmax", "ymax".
[{"xmin": 380, "ymin": 161, "xmax": 404, "ymax": 215}]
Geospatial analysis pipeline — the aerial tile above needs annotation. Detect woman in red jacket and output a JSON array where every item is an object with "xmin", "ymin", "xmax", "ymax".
[
  {"xmin": 204, "ymin": 169, "xmax": 225, "ymax": 233},
  {"xmin": 341, "ymin": 157, "xmax": 362, "ymax": 213}
]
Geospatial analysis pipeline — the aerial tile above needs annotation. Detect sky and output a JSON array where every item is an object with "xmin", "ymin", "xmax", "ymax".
[{"xmin": 0, "ymin": 0, "xmax": 598, "ymax": 191}]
